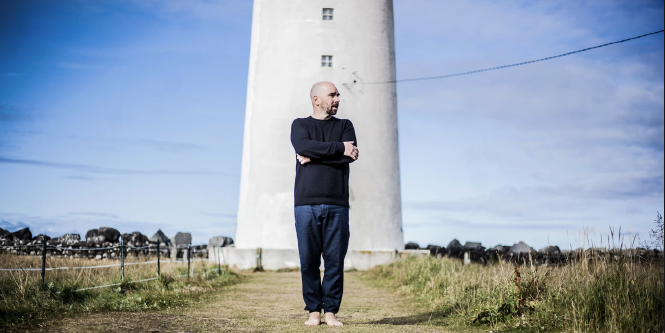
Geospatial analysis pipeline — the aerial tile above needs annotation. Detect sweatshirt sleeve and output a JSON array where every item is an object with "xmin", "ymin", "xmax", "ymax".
[
  {"xmin": 291, "ymin": 119, "xmax": 345, "ymax": 158},
  {"xmin": 320, "ymin": 120, "xmax": 357, "ymax": 165}
]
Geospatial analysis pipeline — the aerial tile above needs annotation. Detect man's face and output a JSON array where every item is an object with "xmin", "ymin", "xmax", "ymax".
[{"xmin": 319, "ymin": 85, "xmax": 341, "ymax": 116}]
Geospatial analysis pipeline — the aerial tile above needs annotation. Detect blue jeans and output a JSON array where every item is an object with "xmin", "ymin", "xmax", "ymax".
[{"xmin": 294, "ymin": 204, "xmax": 350, "ymax": 314}]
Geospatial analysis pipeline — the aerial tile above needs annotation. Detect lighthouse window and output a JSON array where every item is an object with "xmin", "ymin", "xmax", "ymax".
[
  {"xmin": 321, "ymin": 55, "xmax": 333, "ymax": 67},
  {"xmin": 322, "ymin": 8, "xmax": 334, "ymax": 20}
]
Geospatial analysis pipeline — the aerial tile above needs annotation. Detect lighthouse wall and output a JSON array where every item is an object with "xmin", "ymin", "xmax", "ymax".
[{"xmin": 236, "ymin": 0, "xmax": 403, "ymax": 251}]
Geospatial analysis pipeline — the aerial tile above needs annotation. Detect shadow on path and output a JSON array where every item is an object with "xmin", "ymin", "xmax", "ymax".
[{"xmin": 364, "ymin": 311, "xmax": 450, "ymax": 325}]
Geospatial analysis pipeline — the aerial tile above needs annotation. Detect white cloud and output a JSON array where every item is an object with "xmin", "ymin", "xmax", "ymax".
[{"xmin": 394, "ymin": 0, "xmax": 664, "ymax": 248}]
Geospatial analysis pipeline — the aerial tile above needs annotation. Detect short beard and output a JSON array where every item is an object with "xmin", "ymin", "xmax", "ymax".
[{"xmin": 324, "ymin": 103, "xmax": 338, "ymax": 116}]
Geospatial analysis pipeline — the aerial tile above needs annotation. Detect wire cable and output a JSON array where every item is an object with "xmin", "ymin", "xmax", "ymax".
[
  {"xmin": 0, "ymin": 244, "xmax": 40, "ymax": 249},
  {"xmin": 353, "ymin": 29, "xmax": 664, "ymax": 85},
  {"xmin": 0, "ymin": 260, "xmax": 161, "ymax": 271},
  {"xmin": 63, "ymin": 277, "xmax": 160, "ymax": 293},
  {"xmin": 47, "ymin": 245, "xmax": 120, "ymax": 251},
  {"xmin": 2, "ymin": 243, "xmax": 173, "ymax": 250}
]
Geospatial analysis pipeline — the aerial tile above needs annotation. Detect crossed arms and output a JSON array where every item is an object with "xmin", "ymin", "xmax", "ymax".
[{"xmin": 290, "ymin": 120, "xmax": 359, "ymax": 165}]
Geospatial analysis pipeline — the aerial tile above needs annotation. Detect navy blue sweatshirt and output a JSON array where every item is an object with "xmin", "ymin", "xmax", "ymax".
[{"xmin": 290, "ymin": 116, "xmax": 357, "ymax": 208}]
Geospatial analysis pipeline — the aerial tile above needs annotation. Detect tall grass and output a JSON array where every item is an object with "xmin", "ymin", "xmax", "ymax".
[
  {"xmin": 365, "ymin": 253, "xmax": 663, "ymax": 332},
  {"xmin": 0, "ymin": 254, "xmax": 239, "ymax": 331}
]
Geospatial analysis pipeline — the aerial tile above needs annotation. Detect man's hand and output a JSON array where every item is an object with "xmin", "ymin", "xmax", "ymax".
[
  {"xmin": 343, "ymin": 141, "xmax": 359, "ymax": 160},
  {"xmin": 296, "ymin": 154, "xmax": 311, "ymax": 165}
]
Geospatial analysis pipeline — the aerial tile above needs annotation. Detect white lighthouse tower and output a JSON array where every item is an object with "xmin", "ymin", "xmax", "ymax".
[{"xmin": 231, "ymin": 0, "xmax": 404, "ymax": 268}]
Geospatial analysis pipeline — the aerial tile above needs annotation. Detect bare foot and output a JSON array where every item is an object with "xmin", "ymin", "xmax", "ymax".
[
  {"xmin": 324, "ymin": 312, "xmax": 343, "ymax": 326},
  {"xmin": 304, "ymin": 312, "xmax": 321, "ymax": 326}
]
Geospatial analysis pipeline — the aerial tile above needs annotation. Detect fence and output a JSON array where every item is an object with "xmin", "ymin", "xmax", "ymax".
[{"xmin": 0, "ymin": 239, "xmax": 222, "ymax": 292}]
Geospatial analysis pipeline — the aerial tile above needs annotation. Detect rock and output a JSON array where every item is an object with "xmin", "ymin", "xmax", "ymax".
[
  {"xmin": 121, "ymin": 233, "xmax": 132, "ymax": 243},
  {"xmin": 509, "ymin": 241, "xmax": 536, "ymax": 263},
  {"xmin": 120, "ymin": 232, "xmax": 148, "ymax": 247},
  {"xmin": 463, "ymin": 241, "xmax": 484, "ymax": 252},
  {"xmin": 509, "ymin": 241, "xmax": 535, "ymax": 255},
  {"xmin": 487, "ymin": 245, "xmax": 510, "ymax": 259},
  {"xmin": 427, "ymin": 245, "xmax": 441, "ymax": 257},
  {"xmin": 191, "ymin": 244, "xmax": 208, "ymax": 258},
  {"xmin": 11, "ymin": 227, "xmax": 32, "ymax": 241},
  {"xmin": 0, "ymin": 227, "xmax": 10, "ymax": 239},
  {"xmin": 462, "ymin": 241, "xmax": 487, "ymax": 264},
  {"xmin": 538, "ymin": 245, "xmax": 561, "ymax": 256},
  {"xmin": 85, "ymin": 229, "xmax": 99, "ymax": 241},
  {"xmin": 32, "ymin": 234, "xmax": 51, "ymax": 242},
  {"xmin": 404, "ymin": 242, "xmax": 420, "ymax": 250},
  {"xmin": 447, "ymin": 239, "xmax": 463, "ymax": 257},
  {"xmin": 538, "ymin": 245, "xmax": 563, "ymax": 264},
  {"xmin": 131, "ymin": 231, "xmax": 148, "ymax": 244},
  {"xmin": 488, "ymin": 245, "xmax": 510, "ymax": 254},
  {"xmin": 98, "ymin": 227, "xmax": 120, "ymax": 243},
  {"xmin": 208, "ymin": 236, "xmax": 234, "ymax": 248},
  {"xmin": 426, "ymin": 244, "xmax": 443, "ymax": 257},
  {"xmin": 171, "ymin": 232, "xmax": 192, "ymax": 246},
  {"xmin": 150, "ymin": 229, "xmax": 170, "ymax": 246},
  {"xmin": 169, "ymin": 232, "xmax": 192, "ymax": 261},
  {"xmin": 636, "ymin": 248, "xmax": 660, "ymax": 261},
  {"xmin": 87, "ymin": 235, "xmax": 105, "ymax": 245},
  {"xmin": 52, "ymin": 234, "xmax": 81, "ymax": 246}
]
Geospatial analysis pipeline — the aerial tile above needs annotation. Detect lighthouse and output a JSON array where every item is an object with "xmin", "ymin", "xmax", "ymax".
[{"xmin": 233, "ymin": 0, "xmax": 403, "ymax": 262}]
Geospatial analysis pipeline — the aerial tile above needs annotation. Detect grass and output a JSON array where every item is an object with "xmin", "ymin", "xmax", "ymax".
[
  {"xmin": 0, "ymin": 253, "xmax": 239, "ymax": 331},
  {"xmin": 364, "ymin": 252, "xmax": 663, "ymax": 332}
]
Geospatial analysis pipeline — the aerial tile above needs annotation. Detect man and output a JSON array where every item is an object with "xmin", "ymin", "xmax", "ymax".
[{"xmin": 290, "ymin": 81, "xmax": 359, "ymax": 327}]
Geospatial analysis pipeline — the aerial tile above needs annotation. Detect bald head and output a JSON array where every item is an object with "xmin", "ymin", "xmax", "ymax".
[
  {"xmin": 310, "ymin": 81, "xmax": 340, "ymax": 119},
  {"xmin": 310, "ymin": 81, "xmax": 336, "ymax": 100}
]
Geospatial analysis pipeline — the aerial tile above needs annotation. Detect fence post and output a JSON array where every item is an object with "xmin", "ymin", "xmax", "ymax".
[
  {"xmin": 187, "ymin": 245, "xmax": 191, "ymax": 280},
  {"xmin": 217, "ymin": 246, "xmax": 221, "ymax": 275},
  {"xmin": 41, "ymin": 239, "xmax": 47, "ymax": 286},
  {"xmin": 121, "ymin": 238, "xmax": 125, "ymax": 281},
  {"xmin": 157, "ymin": 242, "xmax": 160, "ymax": 277},
  {"xmin": 256, "ymin": 247, "xmax": 263, "ymax": 271}
]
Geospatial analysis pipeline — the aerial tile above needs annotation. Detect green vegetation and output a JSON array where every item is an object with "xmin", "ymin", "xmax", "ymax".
[
  {"xmin": 0, "ymin": 254, "xmax": 239, "ymax": 331},
  {"xmin": 364, "ymin": 253, "xmax": 663, "ymax": 332}
]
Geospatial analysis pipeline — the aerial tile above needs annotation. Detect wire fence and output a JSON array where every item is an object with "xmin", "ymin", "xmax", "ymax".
[{"xmin": 0, "ymin": 239, "xmax": 221, "ymax": 293}]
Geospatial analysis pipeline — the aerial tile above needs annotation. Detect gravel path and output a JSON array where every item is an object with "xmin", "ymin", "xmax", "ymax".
[{"xmin": 23, "ymin": 271, "xmax": 459, "ymax": 332}]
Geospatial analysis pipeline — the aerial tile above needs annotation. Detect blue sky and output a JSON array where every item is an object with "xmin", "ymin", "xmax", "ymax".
[{"xmin": 1, "ymin": 0, "xmax": 663, "ymax": 249}]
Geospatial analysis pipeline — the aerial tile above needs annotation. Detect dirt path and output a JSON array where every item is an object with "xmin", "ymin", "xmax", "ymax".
[{"xmin": 24, "ymin": 271, "xmax": 459, "ymax": 332}]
